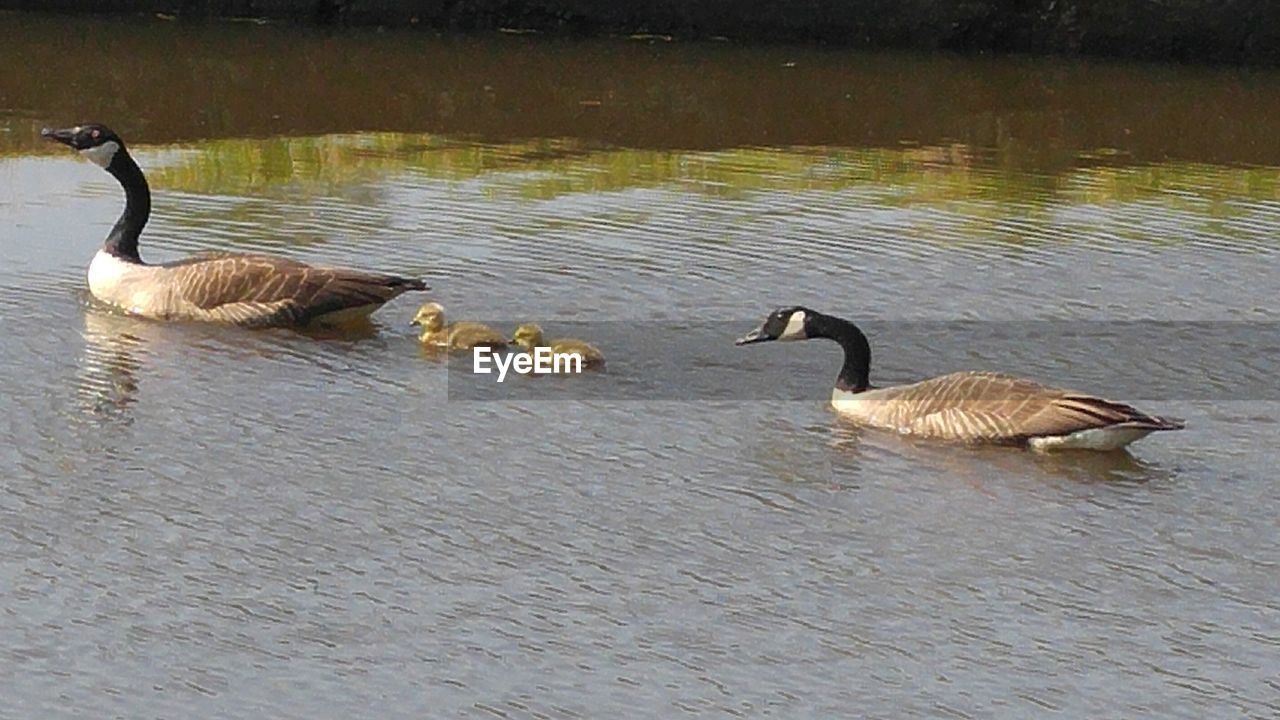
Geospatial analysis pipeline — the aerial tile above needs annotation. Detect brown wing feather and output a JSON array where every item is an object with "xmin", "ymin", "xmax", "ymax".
[
  {"xmin": 873, "ymin": 372, "xmax": 1182, "ymax": 443},
  {"xmin": 201, "ymin": 300, "xmax": 300, "ymax": 327},
  {"xmin": 162, "ymin": 253, "xmax": 426, "ymax": 325}
]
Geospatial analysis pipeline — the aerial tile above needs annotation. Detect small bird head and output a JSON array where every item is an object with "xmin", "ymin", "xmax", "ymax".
[
  {"xmin": 410, "ymin": 302, "xmax": 446, "ymax": 333},
  {"xmin": 510, "ymin": 323, "xmax": 545, "ymax": 350}
]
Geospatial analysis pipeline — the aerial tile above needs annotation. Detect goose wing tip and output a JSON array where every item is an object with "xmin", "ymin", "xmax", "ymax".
[
  {"xmin": 394, "ymin": 277, "xmax": 430, "ymax": 292},
  {"xmin": 1119, "ymin": 414, "xmax": 1185, "ymax": 431}
]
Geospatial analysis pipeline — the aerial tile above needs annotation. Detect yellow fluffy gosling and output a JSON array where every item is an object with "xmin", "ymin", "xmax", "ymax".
[
  {"xmin": 410, "ymin": 302, "xmax": 507, "ymax": 351},
  {"xmin": 510, "ymin": 323, "xmax": 605, "ymax": 369}
]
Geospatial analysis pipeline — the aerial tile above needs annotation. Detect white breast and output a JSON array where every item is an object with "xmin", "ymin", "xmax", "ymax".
[
  {"xmin": 831, "ymin": 387, "xmax": 895, "ymax": 427},
  {"xmin": 831, "ymin": 386, "xmax": 862, "ymax": 415},
  {"xmin": 87, "ymin": 250, "xmax": 149, "ymax": 311}
]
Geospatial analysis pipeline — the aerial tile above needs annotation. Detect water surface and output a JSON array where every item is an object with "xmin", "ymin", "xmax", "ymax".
[{"xmin": 1, "ymin": 13, "xmax": 1278, "ymax": 719}]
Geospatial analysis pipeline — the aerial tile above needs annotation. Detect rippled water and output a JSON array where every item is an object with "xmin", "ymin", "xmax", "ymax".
[{"xmin": 2, "ymin": 13, "xmax": 1279, "ymax": 719}]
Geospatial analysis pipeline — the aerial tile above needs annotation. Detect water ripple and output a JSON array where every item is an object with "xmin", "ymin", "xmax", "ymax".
[{"xmin": 1, "ymin": 127, "xmax": 1278, "ymax": 718}]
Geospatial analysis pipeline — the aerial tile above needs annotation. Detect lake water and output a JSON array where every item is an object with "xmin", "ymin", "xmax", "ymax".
[{"xmin": 1, "ymin": 12, "xmax": 1278, "ymax": 719}]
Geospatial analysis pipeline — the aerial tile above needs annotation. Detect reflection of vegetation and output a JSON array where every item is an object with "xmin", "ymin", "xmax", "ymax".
[
  {"xmin": 148, "ymin": 133, "xmax": 915, "ymax": 198},
  {"xmin": 13, "ymin": 122, "xmax": 1280, "ymax": 212},
  {"xmin": 1062, "ymin": 163, "xmax": 1280, "ymax": 208},
  {"xmin": 11, "ymin": 129, "xmax": 1280, "ymax": 248},
  {"xmin": 143, "ymin": 132, "xmax": 1280, "ymax": 209}
]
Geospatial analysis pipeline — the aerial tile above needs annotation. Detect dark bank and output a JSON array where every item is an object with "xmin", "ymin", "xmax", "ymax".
[{"xmin": 6, "ymin": 0, "xmax": 1280, "ymax": 65}]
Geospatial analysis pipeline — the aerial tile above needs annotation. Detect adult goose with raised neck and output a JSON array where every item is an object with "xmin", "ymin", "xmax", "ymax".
[
  {"xmin": 43, "ymin": 124, "xmax": 428, "ymax": 327},
  {"xmin": 736, "ymin": 306, "xmax": 1184, "ymax": 451}
]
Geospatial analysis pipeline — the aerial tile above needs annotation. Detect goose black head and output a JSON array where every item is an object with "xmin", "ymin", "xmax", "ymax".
[
  {"xmin": 736, "ymin": 306, "xmax": 814, "ymax": 345},
  {"xmin": 41, "ymin": 124, "xmax": 125, "ymax": 169}
]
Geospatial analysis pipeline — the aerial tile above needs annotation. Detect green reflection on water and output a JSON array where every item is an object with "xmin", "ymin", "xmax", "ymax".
[
  {"xmin": 13, "ymin": 128, "xmax": 1279, "ymax": 250},
  {"xmin": 142, "ymin": 132, "xmax": 1280, "ymax": 212}
]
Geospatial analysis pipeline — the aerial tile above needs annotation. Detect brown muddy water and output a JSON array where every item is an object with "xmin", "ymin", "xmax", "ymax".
[{"xmin": 2, "ymin": 12, "xmax": 1279, "ymax": 719}]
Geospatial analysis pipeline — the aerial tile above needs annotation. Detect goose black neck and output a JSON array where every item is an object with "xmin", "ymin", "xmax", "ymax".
[
  {"xmin": 103, "ymin": 148, "xmax": 149, "ymax": 263},
  {"xmin": 809, "ymin": 313, "xmax": 871, "ymax": 392}
]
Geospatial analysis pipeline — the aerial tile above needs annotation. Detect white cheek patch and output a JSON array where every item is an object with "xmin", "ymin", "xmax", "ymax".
[
  {"xmin": 778, "ymin": 310, "xmax": 807, "ymax": 340},
  {"xmin": 80, "ymin": 140, "xmax": 119, "ymax": 168}
]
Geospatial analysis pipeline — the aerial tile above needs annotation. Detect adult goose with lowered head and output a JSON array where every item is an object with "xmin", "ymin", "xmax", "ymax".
[
  {"xmin": 736, "ymin": 307, "xmax": 1184, "ymax": 451},
  {"xmin": 43, "ymin": 124, "xmax": 427, "ymax": 327}
]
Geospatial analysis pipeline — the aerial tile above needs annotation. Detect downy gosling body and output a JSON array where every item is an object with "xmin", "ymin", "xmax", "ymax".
[
  {"xmin": 737, "ymin": 307, "xmax": 1184, "ymax": 451},
  {"xmin": 43, "ymin": 124, "xmax": 427, "ymax": 327},
  {"xmin": 411, "ymin": 303, "xmax": 507, "ymax": 350},
  {"xmin": 510, "ymin": 323, "xmax": 605, "ymax": 369}
]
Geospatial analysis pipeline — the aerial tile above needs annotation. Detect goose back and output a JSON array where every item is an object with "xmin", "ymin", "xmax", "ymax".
[
  {"xmin": 832, "ymin": 371, "xmax": 1184, "ymax": 445},
  {"xmin": 44, "ymin": 124, "xmax": 426, "ymax": 328},
  {"xmin": 89, "ymin": 250, "xmax": 425, "ymax": 326}
]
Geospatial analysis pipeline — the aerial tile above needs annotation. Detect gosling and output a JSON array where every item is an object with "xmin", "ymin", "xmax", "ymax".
[
  {"xmin": 410, "ymin": 302, "xmax": 507, "ymax": 351},
  {"xmin": 510, "ymin": 323, "xmax": 605, "ymax": 369}
]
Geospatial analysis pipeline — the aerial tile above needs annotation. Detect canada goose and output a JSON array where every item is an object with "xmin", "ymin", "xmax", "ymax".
[
  {"xmin": 410, "ymin": 302, "xmax": 507, "ymax": 350},
  {"xmin": 510, "ymin": 323, "xmax": 605, "ymax": 368},
  {"xmin": 736, "ymin": 307, "xmax": 1184, "ymax": 451},
  {"xmin": 43, "ymin": 124, "xmax": 427, "ymax": 327}
]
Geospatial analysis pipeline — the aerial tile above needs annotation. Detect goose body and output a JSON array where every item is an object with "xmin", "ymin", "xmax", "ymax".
[
  {"xmin": 738, "ymin": 307, "xmax": 1183, "ymax": 451},
  {"xmin": 411, "ymin": 303, "xmax": 507, "ymax": 350},
  {"xmin": 830, "ymin": 371, "xmax": 1179, "ymax": 450},
  {"xmin": 46, "ymin": 125, "xmax": 427, "ymax": 327},
  {"xmin": 510, "ymin": 323, "xmax": 605, "ymax": 369}
]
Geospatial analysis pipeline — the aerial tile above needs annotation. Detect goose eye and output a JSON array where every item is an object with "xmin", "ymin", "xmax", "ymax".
[{"xmin": 90, "ymin": 128, "xmax": 100, "ymax": 139}]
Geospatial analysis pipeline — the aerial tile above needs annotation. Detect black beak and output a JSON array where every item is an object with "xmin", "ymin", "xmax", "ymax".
[
  {"xmin": 41, "ymin": 127, "xmax": 77, "ymax": 147},
  {"xmin": 735, "ymin": 326, "xmax": 772, "ymax": 346},
  {"xmin": 409, "ymin": 319, "xmax": 420, "ymax": 327}
]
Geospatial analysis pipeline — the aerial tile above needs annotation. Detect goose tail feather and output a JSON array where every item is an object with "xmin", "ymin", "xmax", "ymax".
[
  {"xmin": 1118, "ymin": 415, "xmax": 1185, "ymax": 432},
  {"xmin": 387, "ymin": 276, "xmax": 429, "ymax": 292},
  {"xmin": 1056, "ymin": 394, "xmax": 1185, "ymax": 432}
]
